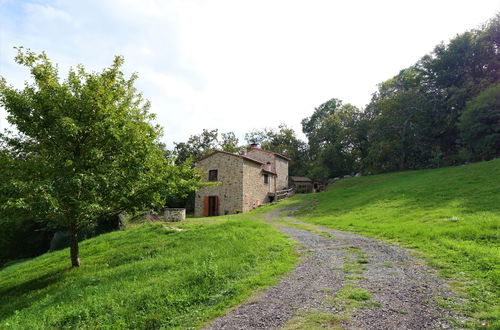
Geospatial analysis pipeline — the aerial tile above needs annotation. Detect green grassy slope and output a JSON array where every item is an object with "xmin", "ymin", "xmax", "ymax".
[
  {"xmin": 293, "ymin": 159, "xmax": 500, "ymax": 326},
  {"xmin": 0, "ymin": 217, "xmax": 297, "ymax": 329},
  {"xmin": 2, "ymin": 160, "xmax": 498, "ymax": 328}
]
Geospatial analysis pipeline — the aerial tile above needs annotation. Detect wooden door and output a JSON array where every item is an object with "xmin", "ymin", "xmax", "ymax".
[
  {"xmin": 203, "ymin": 196, "xmax": 209, "ymax": 216},
  {"xmin": 208, "ymin": 196, "xmax": 219, "ymax": 216}
]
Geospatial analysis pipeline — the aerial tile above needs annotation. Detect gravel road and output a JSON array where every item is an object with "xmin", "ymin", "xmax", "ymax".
[{"xmin": 204, "ymin": 208, "xmax": 462, "ymax": 329}]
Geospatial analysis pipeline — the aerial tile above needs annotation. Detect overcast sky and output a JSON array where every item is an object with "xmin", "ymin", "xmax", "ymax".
[{"xmin": 1, "ymin": 0, "xmax": 498, "ymax": 146}]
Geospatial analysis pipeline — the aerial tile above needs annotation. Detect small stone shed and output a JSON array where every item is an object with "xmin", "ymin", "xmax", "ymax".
[{"xmin": 290, "ymin": 176, "xmax": 314, "ymax": 193}]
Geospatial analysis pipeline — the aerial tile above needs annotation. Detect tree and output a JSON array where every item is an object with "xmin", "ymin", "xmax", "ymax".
[
  {"xmin": 458, "ymin": 83, "xmax": 500, "ymax": 160},
  {"xmin": 363, "ymin": 67, "xmax": 440, "ymax": 172},
  {"xmin": 219, "ymin": 131, "xmax": 243, "ymax": 154},
  {"xmin": 299, "ymin": 14, "xmax": 499, "ymax": 175},
  {"xmin": 173, "ymin": 129, "xmax": 244, "ymax": 165},
  {"xmin": 301, "ymin": 99, "xmax": 364, "ymax": 179},
  {"xmin": 0, "ymin": 49, "xmax": 203, "ymax": 267}
]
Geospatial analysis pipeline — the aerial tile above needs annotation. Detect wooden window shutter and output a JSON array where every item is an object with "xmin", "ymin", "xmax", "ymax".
[
  {"xmin": 215, "ymin": 196, "xmax": 219, "ymax": 216},
  {"xmin": 203, "ymin": 196, "xmax": 209, "ymax": 217}
]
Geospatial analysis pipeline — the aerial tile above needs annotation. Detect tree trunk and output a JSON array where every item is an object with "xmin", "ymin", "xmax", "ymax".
[{"xmin": 69, "ymin": 223, "xmax": 80, "ymax": 267}]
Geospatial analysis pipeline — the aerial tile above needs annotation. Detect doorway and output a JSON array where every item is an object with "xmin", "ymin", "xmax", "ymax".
[{"xmin": 208, "ymin": 196, "xmax": 219, "ymax": 216}]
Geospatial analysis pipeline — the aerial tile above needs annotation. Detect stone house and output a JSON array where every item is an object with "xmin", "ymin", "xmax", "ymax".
[{"xmin": 194, "ymin": 146, "xmax": 290, "ymax": 217}]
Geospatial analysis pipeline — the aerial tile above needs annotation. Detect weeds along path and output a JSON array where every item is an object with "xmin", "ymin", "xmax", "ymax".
[{"xmin": 205, "ymin": 205, "xmax": 462, "ymax": 329}]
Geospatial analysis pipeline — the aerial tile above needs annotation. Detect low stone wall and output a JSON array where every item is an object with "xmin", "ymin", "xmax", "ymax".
[{"xmin": 164, "ymin": 208, "xmax": 186, "ymax": 222}]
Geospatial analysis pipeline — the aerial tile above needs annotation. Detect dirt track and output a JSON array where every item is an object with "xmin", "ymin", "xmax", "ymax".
[{"xmin": 205, "ymin": 207, "xmax": 462, "ymax": 329}]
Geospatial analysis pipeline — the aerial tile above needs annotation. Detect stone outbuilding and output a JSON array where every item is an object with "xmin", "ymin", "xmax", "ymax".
[
  {"xmin": 194, "ymin": 146, "xmax": 290, "ymax": 217},
  {"xmin": 290, "ymin": 176, "xmax": 314, "ymax": 193},
  {"xmin": 290, "ymin": 176, "xmax": 323, "ymax": 193}
]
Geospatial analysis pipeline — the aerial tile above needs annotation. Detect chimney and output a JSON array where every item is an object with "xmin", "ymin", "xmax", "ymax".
[{"xmin": 249, "ymin": 142, "xmax": 258, "ymax": 148}]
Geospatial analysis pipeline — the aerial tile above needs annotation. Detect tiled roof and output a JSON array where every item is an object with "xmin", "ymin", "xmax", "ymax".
[
  {"xmin": 290, "ymin": 176, "xmax": 312, "ymax": 182},
  {"xmin": 247, "ymin": 147, "xmax": 291, "ymax": 161},
  {"xmin": 262, "ymin": 168, "xmax": 277, "ymax": 175},
  {"xmin": 195, "ymin": 150, "xmax": 265, "ymax": 165}
]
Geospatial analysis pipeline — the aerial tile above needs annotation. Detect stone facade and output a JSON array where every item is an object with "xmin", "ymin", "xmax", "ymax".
[
  {"xmin": 194, "ymin": 148, "xmax": 289, "ymax": 217},
  {"xmin": 275, "ymin": 157, "xmax": 289, "ymax": 190},
  {"xmin": 194, "ymin": 152, "xmax": 244, "ymax": 217},
  {"xmin": 242, "ymin": 160, "xmax": 273, "ymax": 212},
  {"xmin": 164, "ymin": 208, "xmax": 186, "ymax": 222},
  {"xmin": 245, "ymin": 147, "xmax": 290, "ymax": 190}
]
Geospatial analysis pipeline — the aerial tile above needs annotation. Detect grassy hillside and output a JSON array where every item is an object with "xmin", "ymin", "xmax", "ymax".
[
  {"xmin": 1, "ymin": 160, "xmax": 498, "ymax": 328},
  {"xmin": 0, "ymin": 216, "xmax": 297, "ymax": 329},
  {"xmin": 292, "ymin": 159, "xmax": 500, "ymax": 326}
]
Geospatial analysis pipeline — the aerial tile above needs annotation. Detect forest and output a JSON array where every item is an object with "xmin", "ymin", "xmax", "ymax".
[{"xmin": 173, "ymin": 14, "xmax": 499, "ymax": 182}]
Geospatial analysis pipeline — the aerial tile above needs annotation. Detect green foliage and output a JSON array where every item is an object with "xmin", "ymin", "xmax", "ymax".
[
  {"xmin": 300, "ymin": 14, "xmax": 499, "ymax": 178},
  {"xmin": 0, "ymin": 218, "xmax": 52, "ymax": 266},
  {"xmin": 301, "ymin": 99, "xmax": 364, "ymax": 179},
  {"xmin": 293, "ymin": 159, "xmax": 500, "ymax": 326},
  {"xmin": 0, "ymin": 216, "xmax": 297, "ymax": 328},
  {"xmin": 173, "ymin": 129, "xmax": 244, "ymax": 165},
  {"xmin": 0, "ymin": 48, "xmax": 204, "ymax": 266},
  {"xmin": 458, "ymin": 84, "xmax": 500, "ymax": 160},
  {"xmin": 363, "ymin": 68, "xmax": 439, "ymax": 172}
]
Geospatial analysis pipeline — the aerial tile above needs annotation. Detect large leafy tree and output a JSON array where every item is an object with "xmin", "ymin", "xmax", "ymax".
[
  {"xmin": 0, "ymin": 49, "xmax": 203, "ymax": 267},
  {"xmin": 361, "ymin": 15, "xmax": 499, "ymax": 171},
  {"xmin": 363, "ymin": 68, "xmax": 440, "ymax": 171},
  {"xmin": 458, "ymin": 83, "xmax": 500, "ymax": 160},
  {"xmin": 301, "ymin": 99, "xmax": 364, "ymax": 179}
]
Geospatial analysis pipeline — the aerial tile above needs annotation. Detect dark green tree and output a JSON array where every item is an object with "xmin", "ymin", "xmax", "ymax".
[
  {"xmin": 458, "ymin": 84, "xmax": 500, "ymax": 160},
  {"xmin": 363, "ymin": 67, "xmax": 440, "ymax": 172},
  {"xmin": 301, "ymin": 99, "xmax": 364, "ymax": 179}
]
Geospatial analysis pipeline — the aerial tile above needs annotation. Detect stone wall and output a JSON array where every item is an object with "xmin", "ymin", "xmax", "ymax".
[
  {"xmin": 242, "ymin": 160, "xmax": 272, "ymax": 212},
  {"xmin": 245, "ymin": 148, "xmax": 289, "ymax": 191},
  {"xmin": 245, "ymin": 148, "xmax": 275, "ymax": 172},
  {"xmin": 275, "ymin": 157, "xmax": 289, "ymax": 190},
  {"xmin": 164, "ymin": 208, "xmax": 186, "ymax": 222},
  {"xmin": 194, "ymin": 152, "xmax": 244, "ymax": 217}
]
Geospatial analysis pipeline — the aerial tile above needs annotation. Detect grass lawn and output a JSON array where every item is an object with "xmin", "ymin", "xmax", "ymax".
[
  {"xmin": 0, "ymin": 215, "xmax": 297, "ymax": 329},
  {"xmin": 291, "ymin": 159, "xmax": 500, "ymax": 327}
]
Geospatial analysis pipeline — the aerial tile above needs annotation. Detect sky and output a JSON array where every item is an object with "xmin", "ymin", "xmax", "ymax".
[{"xmin": 0, "ymin": 0, "xmax": 499, "ymax": 147}]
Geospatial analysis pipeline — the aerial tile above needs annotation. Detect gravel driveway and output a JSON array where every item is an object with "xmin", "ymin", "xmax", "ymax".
[{"xmin": 205, "ymin": 207, "xmax": 462, "ymax": 329}]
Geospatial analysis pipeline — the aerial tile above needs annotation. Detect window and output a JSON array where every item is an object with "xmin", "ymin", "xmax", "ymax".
[
  {"xmin": 208, "ymin": 170, "xmax": 218, "ymax": 181},
  {"xmin": 264, "ymin": 174, "xmax": 269, "ymax": 184}
]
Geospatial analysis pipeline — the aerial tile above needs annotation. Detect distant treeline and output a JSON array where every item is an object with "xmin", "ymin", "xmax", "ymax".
[{"xmin": 172, "ymin": 14, "xmax": 499, "ymax": 182}]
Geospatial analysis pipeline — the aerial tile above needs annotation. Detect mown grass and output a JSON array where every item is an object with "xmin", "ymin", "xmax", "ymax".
[
  {"xmin": 292, "ymin": 159, "xmax": 500, "ymax": 327},
  {"xmin": 0, "ymin": 215, "xmax": 297, "ymax": 329}
]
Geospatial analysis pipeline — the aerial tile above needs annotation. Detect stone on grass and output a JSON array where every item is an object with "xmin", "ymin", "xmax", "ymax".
[{"xmin": 164, "ymin": 208, "xmax": 186, "ymax": 222}]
